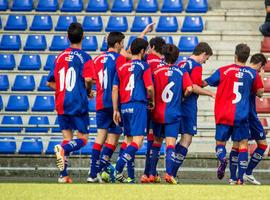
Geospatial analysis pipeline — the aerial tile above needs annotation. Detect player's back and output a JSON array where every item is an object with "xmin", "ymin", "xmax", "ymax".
[
  {"xmin": 116, "ymin": 59, "xmax": 151, "ymax": 104},
  {"xmin": 145, "ymin": 53, "xmax": 162, "ymax": 72},
  {"xmin": 94, "ymin": 51, "xmax": 126, "ymax": 110},
  {"xmin": 152, "ymin": 65, "xmax": 188, "ymax": 124},
  {"xmin": 54, "ymin": 48, "xmax": 93, "ymax": 115}
]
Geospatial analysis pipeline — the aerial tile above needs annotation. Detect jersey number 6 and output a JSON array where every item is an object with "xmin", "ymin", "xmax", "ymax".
[{"xmin": 162, "ymin": 82, "xmax": 175, "ymax": 103}]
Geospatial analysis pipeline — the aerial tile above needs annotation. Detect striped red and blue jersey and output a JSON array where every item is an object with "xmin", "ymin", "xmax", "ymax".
[
  {"xmin": 177, "ymin": 57, "xmax": 202, "ymax": 117},
  {"xmin": 94, "ymin": 51, "xmax": 126, "ymax": 110},
  {"xmin": 113, "ymin": 59, "xmax": 153, "ymax": 104},
  {"xmin": 205, "ymin": 64, "xmax": 263, "ymax": 126},
  {"xmin": 47, "ymin": 47, "xmax": 96, "ymax": 115},
  {"xmin": 152, "ymin": 64, "xmax": 192, "ymax": 124},
  {"xmin": 144, "ymin": 53, "xmax": 162, "ymax": 72},
  {"xmin": 249, "ymin": 74, "xmax": 263, "ymax": 121}
]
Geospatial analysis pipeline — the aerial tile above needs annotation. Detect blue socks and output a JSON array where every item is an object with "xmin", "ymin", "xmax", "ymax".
[
  {"xmin": 172, "ymin": 143, "xmax": 188, "ymax": 177},
  {"xmin": 246, "ymin": 144, "xmax": 267, "ymax": 175},
  {"xmin": 98, "ymin": 143, "xmax": 116, "ymax": 173},
  {"xmin": 238, "ymin": 148, "xmax": 248, "ymax": 182},
  {"xmin": 60, "ymin": 140, "xmax": 70, "ymax": 177},
  {"xmin": 143, "ymin": 134, "xmax": 154, "ymax": 176},
  {"xmin": 216, "ymin": 145, "xmax": 227, "ymax": 163},
  {"xmin": 62, "ymin": 138, "xmax": 87, "ymax": 154},
  {"xmin": 229, "ymin": 147, "xmax": 238, "ymax": 181},
  {"xmin": 90, "ymin": 143, "xmax": 102, "ymax": 178},
  {"xmin": 127, "ymin": 157, "xmax": 135, "ymax": 179},
  {"xmin": 149, "ymin": 143, "xmax": 161, "ymax": 176},
  {"xmin": 166, "ymin": 145, "xmax": 175, "ymax": 176}
]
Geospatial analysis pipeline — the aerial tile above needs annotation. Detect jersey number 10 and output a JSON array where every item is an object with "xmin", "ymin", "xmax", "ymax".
[{"xmin": 59, "ymin": 67, "xmax": 76, "ymax": 92}]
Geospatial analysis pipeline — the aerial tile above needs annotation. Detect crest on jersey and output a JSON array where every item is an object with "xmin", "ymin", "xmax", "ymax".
[
  {"xmin": 165, "ymin": 70, "xmax": 173, "ymax": 76},
  {"xmin": 235, "ymin": 71, "xmax": 244, "ymax": 79},
  {"xmin": 65, "ymin": 55, "xmax": 74, "ymax": 62}
]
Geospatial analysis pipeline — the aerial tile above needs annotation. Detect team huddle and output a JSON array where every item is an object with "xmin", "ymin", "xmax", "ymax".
[{"xmin": 47, "ymin": 22, "xmax": 268, "ymax": 185}]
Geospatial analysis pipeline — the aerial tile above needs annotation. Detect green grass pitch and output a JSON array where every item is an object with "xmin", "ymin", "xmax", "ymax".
[{"xmin": 0, "ymin": 184, "xmax": 269, "ymax": 200}]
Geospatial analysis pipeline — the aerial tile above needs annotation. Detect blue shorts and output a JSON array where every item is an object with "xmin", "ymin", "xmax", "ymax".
[
  {"xmin": 58, "ymin": 113, "xmax": 89, "ymax": 134},
  {"xmin": 249, "ymin": 118, "xmax": 266, "ymax": 141},
  {"xmin": 96, "ymin": 108, "xmax": 122, "ymax": 134},
  {"xmin": 180, "ymin": 116, "xmax": 197, "ymax": 136},
  {"xmin": 121, "ymin": 102, "xmax": 148, "ymax": 137},
  {"xmin": 216, "ymin": 124, "xmax": 250, "ymax": 142},
  {"xmin": 152, "ymin": 121, "xmax": 180, "ymax": 139}
]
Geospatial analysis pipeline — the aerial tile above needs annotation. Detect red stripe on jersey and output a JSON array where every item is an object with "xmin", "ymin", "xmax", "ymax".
[
  {"xmin": 146, "ymin": 53, "xmax": 162, "ymax": 72},
  {"xmin": 143, "ymin": 67, "xmax": 153, "ymax": 88},
  {"xmin": 191, "ymin": 66, "xmax": 202, "ymax": 86},
  {"xmin": 252, "ymin": 73, "xmax": 264, "ymax": 93},
  {"xmin": 54, "ymin": 48, "xmax": 72, "ymax": 114},
  {"xmin": 83, "ymin": 59, "xmax": 96, "ymax": 80},
  {"xmin": 182, "ymin": 72, "xmax": 193, "ymax": 91},
  {"xmin": 118, "ymin": 61, "xmax": 133, "ymax": 103}
]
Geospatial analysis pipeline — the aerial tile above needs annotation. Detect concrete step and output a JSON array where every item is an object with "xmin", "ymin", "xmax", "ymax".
[
  {"xmin": 206, "ymin": 21, "xmax": 261, "ymax": 31},
  {"xmin": 221, "ymin": 0, "xmax": 265, "ymax": 10}
]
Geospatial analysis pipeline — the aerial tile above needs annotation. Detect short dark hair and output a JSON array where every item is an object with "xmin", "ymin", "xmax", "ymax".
[
  {"xmin": 149, "ymin": 37, "xmax": 166, "ymax": 54},
  {"xmin": 235, "ymin": 43, "xmax": 250, "ymax": 63},
  {"xmin": 107, "ymin": 32, "xmax": 125, "ymax": 48},
  {"xmin": 162, "ymin": 44, "xmax": 179, "ymax": 64},
  {"xmin": 130, "ymin": 38, "xmax": 149, "ymax": 55},
  {"xmin": 192, "ymin": 42, "xmax": 213, "ymax": 56},
  {"xmin": 68, "ymin": 22, "xmax": 83, "ymax": 44},
  {"xmin": 250, "ymin": 53, "xmax": 267, "ymax": 66}
]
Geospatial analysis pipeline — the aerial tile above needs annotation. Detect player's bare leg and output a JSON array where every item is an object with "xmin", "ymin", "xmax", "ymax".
[{"xmin": 216, "ymin": 141, "xmax": 227, "ymax": 180}]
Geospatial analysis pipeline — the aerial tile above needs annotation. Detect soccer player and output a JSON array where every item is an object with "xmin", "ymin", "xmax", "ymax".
[
  {"xmin": 172, "ymin": 42, "xmax": 214, "ymax": 178},
  {"xmin": 204, "ymin": 44, "xmax": 264, "ymax": 185},
  {"xmin": 151, "ymin": 44, "xmax": 193, "ymax": 184},
  {"xmin": 229, "ymin": 53, "xmax": 267, "ymax": 185},
  {"xmin": 47, "ymin": 22, "xmax": 96, "ymax": 183},
  {"xmin": 87, "ymin": 32, "xmax": 126, "ymax": 183},
  {"xmin": 140, "ymin": 36, "xmax": 166, "ymax": 183},
  {"xmin": 112, "ymin": 38, "xmax": 155, "ymax": 183}
]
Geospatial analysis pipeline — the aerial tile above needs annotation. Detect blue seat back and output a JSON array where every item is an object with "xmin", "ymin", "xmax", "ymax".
[
  {"xmin": 55, "ymin": 16, "xmax": 77, "ymax": 31},
  {"xmin": 136, "ymin": 0, "xmax": 158, "ymax": 12},
  {"xmin": 136, "ymin": 141, "xmax": 147, "ymax": 155},
  {"xmin": 127, "ymin": 36, "xmax": 147, "ymax": 49},
  {"xmin": 26, "ymin": 116, "xmax": 49, "ymax": 132},
  {"xmin": 24, "ymin": 35, "xmax": 47, "ymax": 51},
  {"xmin": 156, "ymin": 16, "xmax": 178, "ymax": 32},
  {"xmin": 111, "ymin": 0, "xmax": 133, "ymax": 12},
  {"xmin": 178, "ymin": 36, "xmax": 199, "ymax": 52},
  {"xmin": 0, "ymin": 0, "xmax": 8, "ymax": 11},
  {"xmin": 6, "ymin": 95, "xmax": 29, "ymax": 111},
  {"xmin": 30, "ymin": 15, "xmax": 53, "ymax": 31},
  {"xmin": 161, "ymin": 0, "xmax": 183, "ymax": 13},
  {"xmin": 5, "ymin": 15, "xmax": 27, "ymax": 30},
  {"xmin": 11, "ymin": 0, "xmax": 33, "ymax": 11},
  {"xmin": 0, "ymin": 137, "xmax": 16, "ymax": 154},
  {"xmin": 176, "ymin": 55, "xmax": 189, "ymax": 65},
  {"xmin": 181, "ymin": 16, "xmax": 203, "ymax": 32},
  {"xmin": 83, "ymin": 16, "xmax": 103, "ymax": 32},
  {"xmin": 61, "ymin": 0, "xmax": 83, "ymax": 12},
  {"xmin": 105, "ymin": 16, "xmax": 128, "ymax": 32},
  {"xmin": 0, "ymin": 35, "xmax": 21, "ymax": 50},
  {"xmin": 89, "ymin": 116, "xmax": 97, "ymax": 133},
  {"xmin": 186, "ymin": 0, "xmax": 208, "ymax": 13},
  {"xmin": 44, "ymin": 55, "xmax": 57, "ymax": 70},
  {"xmin": 0, "ymin": 75, "xmax": 9, "ymax": 91},
  {"xmin": 131, "ymin": 16, "xmax": 152, "ymax": 32},
  {"xmin": 100, "ymin": 37, "xmax": 108, "ymax": 51},
  {"xmin": 0, "ymin": 116, "xmax": 22, "ymax": 132},
  {"xmin": 86, "ymin": 0, "xmax": 108, "ymax": 12},
  {"xmin": 12, "ymin": 75, "xmax": 35, "ymax": 91},
  {"xmin": 0, "ymin": 54, "xmax": 16, "ymax": 70},
  {"xmin": 0, "ymin": 96, "xmax": 2, "ymax": 110},
  {"xmin": 161, "ymin": 36, "xmax": 174, "ymax": 44},
  {"xmin": 19, "ymin": 137, "xmax": 43, "ymax": 154},
  {"xmin": 46, "ymin": 137, "xmax": 62, "ymax": 154},
  {"xmin": 52, "ymin": 117, "xmax": 61, "ymax": 133},
  {"xmin": 38, "ymin": 75, "xmax": 53, "ymax": 91},
  {"xmin": 88, "ymin": 98, "xmax": 96, "ymax": 112},
  {"xmin": 32, "ymin": 96, "xmax": 55, "ymax": 111},
  {"xmin": 49, "ymin": 35, "xmax": 70, "ymax": 51},
  {"xmin": 82, "ymin": 36, "xmax": 98, "ymax": 51},
  {"xmin": 36, "ymin": 0, "xmax": 58, "ymax": 11},
  {"xmin": 18, "ymin": 54, "xmax": 41, "ymax": 70}
]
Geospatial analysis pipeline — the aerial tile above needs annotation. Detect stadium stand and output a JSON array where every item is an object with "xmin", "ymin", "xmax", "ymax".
[
  {"xmin": 0, "ymin": 0, "xmax": 8, "ymax": 11},
  {"xmin": 136, "ymin": 0, "xmax": 158, "ymax": 13},
  {"xmin": 0, "ymin": 116, "xmax": 22, "ymax": 132},
  {"xmin": 36, "ymin": 0, "xmax": 59, "ymax": 12},
  {"xmin": 24, "ymin": 35, "xmax": 47, "ymax": 51},
  {"xmin": 0, "ymin": 35, "xmax": 21, "ymax": 50},
  {"xmin": 86, "ymin": 0, "xmax": 108, "ymax": 12},
  {"xmin": 131, "ymin": 16, "xmax": 153, "ymax": 32},
  {"xmin": 0, "ymin": 54, "xmax": 16, "ymax": 70},
  {"xmin": 18, "ymin": 54, "xmax": 41, "ymax": 70},
  {"xmin": 49, "ymin": 35, "xmax": 70, "ymax": 51},
  {"xmin": 61, "ymin": 0, "xmax": 83, "ymax": 12},
  {"xmin": 30, "ymin": 15, "xmax": 53, "ymax": 31},
  {"xmin": 0, "ymin": 137, "xmax": 16, "ymax": 154},
  {"xmin": 0, "ymin": 75, "xmax": 9, "ymax": 91},
  {"xmin": 44, "ymin": 55, "xmax": 57, "ymax": 71},
  {"xmin": 82, "ymin": 36, "xmax": 98, "ymax": 51},
  {"xmin": 111, "ymin": 0, "xmax": 133, "ymax": 13},
  {"xmin": 161, "ymin": 0, "xmax": 183, "ymax": 13},
  {"xmin": 83, "ymin": 16, "xmax": 103, "ymax": 32},
  {"xmin": 12, "ymin": 75, "xmax": 35, "ymax": 91},
  {"xmin": 181, "ymin": 16, "xmax": 204, "ymax": 32},
  {"xmin": 178, "ymin": 36, "xmax": 199, "ymax": 52},
  {"xmin": 25, "ymin": 116, "xmax": 49, "ymax": 133},
  {"xmin": 19, "ymin": 137, "xmax": 43, "ymax": 154},
  {"xmin": 156, "ymin": 16, "xmax": 178, "ymax": 32},
  {"xmin": 105, "ymin": 16, "xmax": 128, "ymax": 32},
  {"xmin": 55, "ymin": 16, "xmax": 77, "ymax": 31},
  {"xmin": 11, "ymin": 0, "xmax": 33, "ymax": 11},
  {"xmin": 4, "ymin": 15, "xmax": 27, "ymax": 30},
  {"xmin": 5, "ymin": 95, "xmax": 29, "ymax": 111}
]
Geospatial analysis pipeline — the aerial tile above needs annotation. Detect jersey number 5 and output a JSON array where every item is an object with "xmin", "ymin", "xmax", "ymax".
[
  {"xmin": 232, "ymin": 82, "xmax": 243, "ymax": 104},
  {"xmin": 59, "ymin": 67, "xmax": 76, "ymax": 92},
  {"xmin": 162, "ymin": 82, "xmax": 175, "ymax": 103}
]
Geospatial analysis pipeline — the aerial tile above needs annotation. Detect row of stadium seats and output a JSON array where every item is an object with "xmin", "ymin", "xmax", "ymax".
[
  {"xmin": 0, "ymin": 0, "xmax": 208, "ymax": 13},
  {"xmin": 0, "ymin": 34, "xmax": 199, "ymax": 52},
  {"xmin": 0, "ymin": 95, "xmax": 96, "ymax": 112},
  {"xmin": 1, "ymin": 15, "xmax": 204, "ymax": 32}
]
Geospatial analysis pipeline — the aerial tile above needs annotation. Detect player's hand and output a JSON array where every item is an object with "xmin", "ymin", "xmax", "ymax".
[
  {"xmin": 113, "ymin": 110, "xmax": 121, "ymax": 126},
  {"xmin": 210, "ymin": 92, "xmax": 215, "ymax": 99},
  {"xmin": 87, "ymin": 89, "xmax": 95, "ymax": 99},
  {"xmin": 143, "ymin": 23, "xmax": 155, "ymax": 35},
  {"xmin": 148, "ymin": 101, "xmax": 155, "ymax": 110}
]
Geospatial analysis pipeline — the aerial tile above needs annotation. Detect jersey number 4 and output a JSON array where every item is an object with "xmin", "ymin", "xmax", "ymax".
[
  {"xmin": 232, "ymin": 82, "xmax": 243, "ymax": 104},
  {"xmin": 59, "ymin": 67, "xmax": 76, "ymax": 92},
  {"xmin": 162, "ymin": 82, "xmax": 175, "ymax": 103},
  {"xmin": 125, "ymin": 74, "xmax": 135, "ymax": 96}
]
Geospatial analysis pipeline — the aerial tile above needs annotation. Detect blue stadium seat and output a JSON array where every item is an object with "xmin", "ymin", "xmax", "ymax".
[
  {"xmin": 86, "ymin": 0, "xmax": 108, "ymax": 12},
  {"xmin": 12, "ymin": 75, "xmax": 35, "ymax": 91},
  {"xmin": 55, "ymin": 16, "xmax": 77, "ymax": 31},
  {"xmin": 89, "ymin": 116, "xmax": 97, "ymax": 133},
  {"xmin": 61, "ymin": 0, "xmax": 83, "ymax": 12},
  {"xmin": 45, "ymin": 137, "xmax": 62, "ymax": 154},
  {"xmin": 131, "ymin": 16, "xmax": 152, "ymax": 32},
  {"xmin": 160, "ymin": 143, "xmax": 165, "ymax": 155},
  {"xmin": 186, "ymin": 0, "xmax": 208, "ymax": 13},
  {"xmin": 0, "ymin": 75, "xmax": 9, "ymax": 91},
  {"xmin": 136, "ymin": 0, "xmax": 158, "ymax": 13},
  {"xmin": 0, "ymin": 54, "xmax": 15, "ymax": 70},
  {"xmin": 111, "ymin": 0, "xmax": 133, "ymax": 12},
  {"xmin": 4, "ymin": 15, "xmax": 27, "ymax": 30},
  {"xmin": 38, "ymin": 75, "xmax": 53, "ymax": 91},
  {"xmin": 32, "ymin": 96, "xmax": 55, "ymax": 112},
  {"xmin": 88, "ymin": 98, "xmax": 96, "ymax": 112},
  {"xmin": 136, "ymin": 141, "xmax": 147, "ymax": 155},
  {"xmin": 82, "ymin": 36, "xmax": 98, "ymax": 51},
  {"xmin": 19, "ymin": 137, "xmax": 43, "ymax": 154},
  {"xmin": 105, "ymin": 16, "xmax": 128, "ymax": 32},
  {"xmin": 24, "ymin": 35, "xmax": 47, "ymax": 51},
  {"xmin": 161, "ymin": 0, "xmax": 182, "ymax": 13},
  {"xmin": 161, "ymin": 36, "xmax": 174, "ymax": 44},
  {"xmin": 181, "ymin": 16, "xmax": 203, "ymax": 32},
  {"xmin": 0, "ymin": 35, "xmax": 21, "ymax": 50},
  {"xmin": 52, "ymin": 117, "xmax": 61, "ymax": 133},
  {"xmin": 36, "ymin": 0, "xmax": 58, "ymax": 12},
  {"xmin": 0, "ymin": 16, "xmax": 2, "ymax": 29},
  {"xmin": 30, "ymin": 15, "xmax": 53, "ymax": 31},
  {"xmin": 11, "ymin": 0, "xmax": 33, "ymax": 11},
  {"xmin": 44, "ymin": 55, "xmax": 57, "ymax": 71},
  {"xmin": 73, "ymin": 139, "xmax": 94, "ymax": 155},
  {"xmin": 156, "ymin": 16, "xmax": 178, "ymax": 32},
  {"xmin": 0, "ymin": 0, "xmax": 8, "ymax": 11},
  {"xmin": 6, "ymin": 95, "xmax": 29, "ymax": 111},
  {"xmin": 100, "ymin": 37, "xmax": 108, "ymax": 51},
  {"xmin": 49, "ymin": 35, "xmax": 70, "ymax": 51},
  {"xmin": 0, "ymin": 96, "xmax": 2, "ymax": 110},
  {"xmin": 26, "ymin": 116, "xmax": 49, "ymax": 133},
  {"xmin": 18, "ymin": 54, "xmax": 41, "ymax": 70},
  {"xmin": 176, "ymin": 55, "xmax": 189, "ymax": 65},
  {"xmin": 83, "ymin": 16, "xmax": 103, "ymax": 32},
  {"xmin": 178, "ymin": 36, "xmax": 199, "ymax": 52},
  {"xmin": 0, "ymin": 116, "xmax": 23, "ymax": 132},
  {"xmin": 127, "ymin": 36, "xmax": 147, "ymax": 49},
  {"xmin": 0, "ymin": 137, "xmax": 16, "ymax": 154}
]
